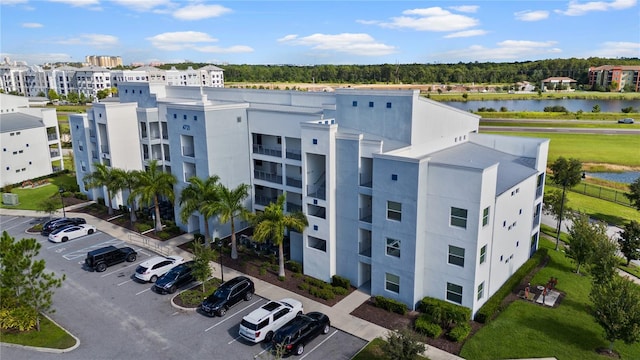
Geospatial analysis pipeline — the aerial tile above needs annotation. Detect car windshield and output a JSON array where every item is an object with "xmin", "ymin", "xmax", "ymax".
[{"xmin": 213, "ymin": 287, "xmax": 231, "ymax": 298}]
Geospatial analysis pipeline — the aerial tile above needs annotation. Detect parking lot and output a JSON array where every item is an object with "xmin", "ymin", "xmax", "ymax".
[{"xmin": 0, "ymin": 215, "xmax": 367, "ymax": 360}]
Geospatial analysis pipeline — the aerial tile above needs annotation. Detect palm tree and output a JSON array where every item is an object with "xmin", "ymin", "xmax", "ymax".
[
  {"xmin": 251, "ymin": 193, "xmax": 308, "ymax": 278},
  {"xmin": 215, "ymin": 183, "xmax": 250, "ymax": 260},
  {"xmin": 83, "ymin": 163, "xmax": 119, "ymax": 215},
  {"xmin": 131, "ymin": 160, "xmax": 177, "ymax": 232},
  {"xmin": 112, "ymin": 168, "xmax": 141, "ymax": 225},
  {"xmin": 179, "ymin": 175, "xmax": 221, "ymax": 246}
]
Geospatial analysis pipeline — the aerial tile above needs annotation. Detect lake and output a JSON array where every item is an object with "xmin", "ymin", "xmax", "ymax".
[
  {"xmin": 443, "ymin": 99, "xmax": 639, "ymax": 113},
  {"xmin": 586, "ymin": 172, "xmax": 640, "ymax": 184}
]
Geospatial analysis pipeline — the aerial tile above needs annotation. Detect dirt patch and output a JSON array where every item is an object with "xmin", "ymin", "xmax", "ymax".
[{"xmin": 582, "ymin": 163, "xmax": 640, "ymax": 172}]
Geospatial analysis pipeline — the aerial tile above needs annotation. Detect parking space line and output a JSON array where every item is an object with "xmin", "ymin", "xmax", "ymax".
[
  {"xmin": 300, "ymin": 330, "xmax": 338, "ymax": 359},
  {"xmin": 100, "ymin": 262, "xmax": 139, "ymax": 277},
  {"xmin": 61, "ymin": 238, "xmax": 125, "ymax": 261},
  {"xmin": 2, "ymin": 217, "xmax": 33, "ymax": 231},
  {"xmin": 227, "ymin": 335, "xmax": 243, "ymax": 345},
  {"xmin": 253, "ymin": 345, "xmax": 272, "ymax": 358},
  {"xmin": 204, "ymin": 299, "xmax": 262, "ymax": 332},
  {"xmin": 117, "ymin": 279, "xmax": 134, "ymax": 286},
  {"xmin": 136, "ymin": 287, "xmax": 152, "ymax": 296}
]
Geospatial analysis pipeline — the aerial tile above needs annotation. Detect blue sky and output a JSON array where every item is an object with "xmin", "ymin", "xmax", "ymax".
[{"xmin": 1, "ymin": 0, "xmax": 639, "ymax": 66}]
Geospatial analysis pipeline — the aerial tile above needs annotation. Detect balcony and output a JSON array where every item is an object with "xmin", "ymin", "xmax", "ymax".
[
  {"xmin": 359, "ymin": 208, "xmax": 372, "ymax": 223},
  {"xmin": 307, "ymin": 184, "xmax": 326, "ymax": 200},
  {"xmin": 286, "ymin": 202, "xmax": 302, "ymax": 213},
  {"xmin": 253, "ymin": 144, "xmax": 282, "ymax": 158},
  {"xmin": 47, "ymin": 133, "xmax": 58, "ymax": 141},
  {"xmin": 255, "ymin": 194, "xmax": 278, "ymax": 206},
  {"xmin": 359, "ymin": 243, "xmax": 372, "ymax": 257},
  {"xmin": 50, "ymin": 150, "xmax": 60, "ymax": 158},
  {"xmin": 286, "ymin": 149, "xmax": 301, "ymax": 161},
  {"xmin": 100, "ymin": 145, "xmax": 110, "ymax": 154},
  {"xmin": 254, "ymin": 170, "xmax": 282, "ymax": 184},
  {"xmin": 286, "ymin": 176, "xmax": 302, "ymax": 188},
  {"xmin": 182, "ymin": 146, "xmax": 195, "ymax": 157},
  {"xmin": 91, "ymin": 151, "xmax": 98, "ymax": 159}
]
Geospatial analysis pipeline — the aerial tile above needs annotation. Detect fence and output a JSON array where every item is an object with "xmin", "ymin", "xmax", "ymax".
[
  {"xmin": 548, "ymin": 183, "xmax": 633, "ymax": 207},
  {"xmin": 128, "ymin": 233, "xmax": 170, "ymax": 256}
]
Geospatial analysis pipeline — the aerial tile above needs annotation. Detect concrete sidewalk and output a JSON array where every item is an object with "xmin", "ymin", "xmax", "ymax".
[{"xmin": 1, "ymin": 204, "xmax": 465, "ymax": 360}]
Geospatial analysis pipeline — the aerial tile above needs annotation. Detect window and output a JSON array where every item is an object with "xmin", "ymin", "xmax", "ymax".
[
  {"xmin": 386, "ymin": 102, "xmax": 392, "ymax": 108},
  {"xmin": 385, "ymin": 273, "xmax": 400, "ymax": 293},
  {"xmin": 450, "ymin": 207, "xmax": 468, "ymax": 228},
  {"xmin": 183, "ymin": 114, "xmax": 187, "ymax": 120},
  {"xmin": 480, "ymin": 245, "xmax": 487, "ymax": 264},
  {"xmin": 477, "ymin": 282, "xmax": 484, "ymax": 300},
  {"xmin": 312, "ymin": 139, "xmax": 317, "ymax": 145},
  {"xmin": 482, "ymin": 207, "xmax": 490, "ymax": 226},
  {"xmin": 386, "ymin": 238, "xmax": 400, "ymax": 258},
  {"xmin": 446, "ymin": 282, "xmax": 463, "ymax": 304},
  {"xmin": 448, "ymin": 245, "xmax": 465, "ymax": 267},
  {"xmin": 369, "ymin": 101, "xmax": 374, "ymax": 108},
  {"xmin": 193, "ymin": 115, "xmax": 197, "ymax": 121},
  {"xmin": 391, "ymin": 174, "xmax": 398, "ymax": 181},
  {"xmin": 173, "ymin": 114, "xmax": 177, "ymax": 119},
  {"xmin": 387, "ymin": 201, "xmax": 402, "ymax": 221},
  {"xmin": 307, "ymin": 236, "xmax": 326, "ymax": 252}
]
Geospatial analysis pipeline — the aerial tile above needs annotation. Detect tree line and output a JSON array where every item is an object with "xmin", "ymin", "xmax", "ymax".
[{"xmin": 154, "ymin": 57, "xmax": 640, "ymax": 86}]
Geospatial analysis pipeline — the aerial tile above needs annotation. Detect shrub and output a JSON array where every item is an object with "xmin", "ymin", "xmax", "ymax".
[
  {"xmin": 74, "ymin": 192, "xmax": 88, "ymax": 200},
  {"xmin": 259, "ymin": 267, "xmax": 267, "ymax": 276},
  {"xmin": 292, "ymin": 272, "xmax": 302, "ymax": 279},
  {"xmin": 178, "ymin": 290, "xmax": 208, "ymax": 307},
  {"xmin": 278, "ymin": 276, "xmax": 285, "ymax": 281},
  {"xmin": 414, "ymin": 315, "xmax": 442, "ymax": 338},
  {"xmin": 475, "ymin": 247, "xmax": 548, "ymax": 323},
  {"xmin": 331, "ymin": 275, "xmax": 351, "ymax": 290},
  {"xmin": 134, "ymin": 223, "xmax": 153, "ymax": 233},
  {"xmin": 304, "ymin": 277, "xmax": 331, "ymax": 289},
  {"xmin": 193, "ymin": 233, "xmax": 205, "ymax": 244},
  {"xmin": 419, "ymin": 297, "xmax": 470, "ymax": 329},
  {"xmin": 286, "ymin": 260, "xmax": 302, "ymax": 273},
  {"xmin": 332, "ymin": 286, "xmax": 349, "ymax": 296},
  {"xmin": 61, "ymin": 191, "xmax": 73, "ymax": 198},
  {"xmin": 373, "ymin": 295, "xmax": 408, "ymax": 315},
  {"xmin": 447, "ymin": 323, "xmax": 471, "ymax": 342},
  {"xmin": 157, "ymin": 231, "xmax": 172, "ymax": 240},
  {"xmin": 309, "ymin": 287, "xmax": 335, "ymax": 300},
  {"xmin": 298, "ymin": 283, "xmax": 310, "ymax": 291}
]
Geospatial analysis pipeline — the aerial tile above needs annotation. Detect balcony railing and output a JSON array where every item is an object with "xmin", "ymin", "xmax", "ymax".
[
  {"xmin": 182, "ymin": 146, "xmax": 194, "ymax": 157},
  {"xmin": 253, "ymin": 144, "xmax": 282, "ymax": 158},
  {"xmin": 100, "ymin": 145, "xmax": 110, "ymax": 154},
  {"xmin": 50, "ymin": 150, "xmax": 60, "ymax": 158},
  {"xmin": 255, "ymin": 194, "xmax": 278, "ymax": 206},
  {"xmin": 359, "ymin": 243, "xmax": 372, "ymax": 257},
  {"xmin": 286, "ymin": 149, "xmax": 302, "ymax": 161},
  {"xmin": 91, "ymin": 151, "xmax": 98, "ymax": 159},
  {"xmin": 286, "ymin": 202, "xmax": 302, "ymax": 213},
  {"xmin": 307, "ymin": 184, "xmax": 326, "ymax": 200},
  {"xmin": 536, "ymin": 186, "xmax": 543, "ymax": 198},
  {"xmin": 359, "ymin": 208, "xmax": 372, "ymax": 223},
  {"xmin": 47, "ymin": 133, "xmax": 58, "ymax": 141},
  {"xmin": 141, "ymin": 131, "xmax": 148, "ymax": 139},
  {"xmin": 89, "ymin": 130, "xmax": 96, "ymax": 138},
  {"xmin": 286, "ymin": 176, "xmax": 302, "ymax": 188},
  {"xmin": 254, "ymin": 170, "xmax": 282, "ymax": 184}
]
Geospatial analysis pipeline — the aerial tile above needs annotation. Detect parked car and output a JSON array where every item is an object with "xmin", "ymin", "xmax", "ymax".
[
  {"xmin": 135, "ymin": 255, "xmax": 185, "ymax": 283},
  {"xmin": 152, "ymin": 261, "xmax": 195, "ymax": 294},
  {"xmin": 239, "ymin": 298, "xmax": 304, "ymax": 343},
  {"xmin": 618, "ymin": 117, "xmax": 635, "ymax": 124},
  {"xmin": 199, "ymin": 276, "xmax": 254, "ymax": 317},
  {"xmin": 271, "ymin": 312, "xmax": 331, "ymax": 356},
  {"xmin": 48, "ymin": 224, "xmax": 97, "ymax": 243},
  {"xmin": 41, "ymin": 217, "xmax": 86, "ymax": 236},
  {"xmin": 85, "ymin": 246, "xmax": 137, "ymax": 272}
]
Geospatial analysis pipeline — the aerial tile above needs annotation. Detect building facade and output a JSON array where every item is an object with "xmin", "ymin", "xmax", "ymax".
[
  {"xmin": 86, "ymin": 55, "xmax": 123, "ymax": 68},
  {"xmin": 588, "ymin": 65, "xmax": 640, "ymax": 92},
  {"xmin": 70, "ymin": 84, "xmax": 548, "ymax": 317},
  {"xmin": 0, "ymin": 93, "xmax": 63, "ymax": 187}
]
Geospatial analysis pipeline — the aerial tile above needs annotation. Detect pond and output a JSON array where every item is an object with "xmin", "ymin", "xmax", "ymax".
[
  {"xmin": 585, "ymin": 171, "xmax": 640, "ymax": 184},
  {"xmin": 443, "ymin": 99, "xmax": 638, "ymax": 113}
]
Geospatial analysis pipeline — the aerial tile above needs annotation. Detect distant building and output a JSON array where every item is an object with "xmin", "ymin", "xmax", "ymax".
[
  {"xmin": 85, "ymin": 55, "xmax": 123, "ymax": 68},
  {"xmin": 541, "ymin": 77, "xmax": 577, "ymax": 91},
  {"xmin": 588, "ymin": 65, "xmax": 640, "ymax": 92},
  {"xmin": 0, "ymin": 93, "xmax": 63, "ymax": 187}
]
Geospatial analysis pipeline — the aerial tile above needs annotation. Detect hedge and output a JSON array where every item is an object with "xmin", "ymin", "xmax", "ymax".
[
  {"xmin": 373, "ymin": 295, "xmax": 408, "ymax": 315},
  {"xmin": 286, "ymin": 260, "xmax": 302, "ymax": 273},
  {"xmin": 419, "ymin": 297, "xmax": 470, "ymax": 329},
  {"xmin": 331, "ymin": 275, "xmax": 351, "ymax": 290},
  {"xmin": 414, "ymin": 314, "xmax": 442, "ymax": 338},
  {"xmin": 447, "ymin": 323, "xmax": 471, "ymax": 342},
  {"xmin": 474, "ymin": 247, "xmax": 548, "ymax": 323}
]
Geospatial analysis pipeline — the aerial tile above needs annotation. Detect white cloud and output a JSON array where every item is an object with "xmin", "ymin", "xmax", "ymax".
[
  {"xmin": 173, "ymin": 4, "xmax": 232, "ymax": 20},
  {"xmin": 147, "ymin": 31, "xmax": 218, "ymax": 51},
  {"xmin": 197, "ymin": 45, "xmax": 253, "ymax": 54},
  {"xmin": 433, "ymin": 40, "xmax": 561, "ymax": 61},
  {"xmin": 448, "ymin": 5, "xmax": 479, "ymax": 13},
  {"xmin": 444, "ymin": 29, "xmax": 488, "ymax": 38},
  {"xmin": 0, "ymin": 52, "xmax": 74, "ymax": 64},
  {"xmin": 515, "ymin": 10, "xmax": 550, "ymax": 21},
  {"xmin": 278, "ymin": 33, "xmax": 396, "ymax": 56},
  {"xmin": 47, "ymin": 0, "xmax": 100, "ymax": 7},
  {"xmin": 56, "ymin": 34, "xmax": 119, "ymax": 48},
  {"xmin": 22, "ymin": 22, "xmax": 43, "ymax": 28},
  {"xmin": 379, "ymin": 7, "xmax": 479, "ymax": 32},
  {"xmin": 555, "ymin": 0, "xmax": 637, "ymax": 16},
  {"xmin": 110, "ymin": 0, "xmax": 172, "ymax": 12},
  {"xmin": 0, "ymin": 0, "xmax": 29, "ymax": 5},
  {"xmin": 590, "ymin": 41, "xmax": 640, "ymax": 57}
]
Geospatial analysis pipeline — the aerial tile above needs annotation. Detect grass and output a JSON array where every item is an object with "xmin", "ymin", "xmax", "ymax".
[
  {"xmin": 488, "ymin": 132, "xmax": 640, "ymax": 167},
  {"xmin": 619, "ymin": 263, "xmax": 640, "ymax": 278},
  {"xmin": 0, "ymin": 315, "xmax": 76, "ymax": 349},
  {"xmin": 479, "ymin": 112, "xmax": 639, "ymax": 121},
  {"xmin": 459, "ymin": 239, "xmax": 640, "ymax": 360},
  {"xmin": 428, "ymin": 91, "xmax": 640, "ymax": 102},
  {"xmin": 1, "ymin": 173, "xmax": 78, "ymax": 211},
  {"xmin": 560, "ymin": 189, "xmax": 640, "ymax": 227},
  {"xmin": 481, "ymin": 119, "xmax": 640, "ymax": 128},
  {"xmin": 352, "ymin": 337, "xmax": 428, "ymax": 360}
]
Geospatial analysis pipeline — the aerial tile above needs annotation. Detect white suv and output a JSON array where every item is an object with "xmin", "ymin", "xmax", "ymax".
[{"xmin": 239, "ymin": 298, "xmax": 303, "ymax": 343}]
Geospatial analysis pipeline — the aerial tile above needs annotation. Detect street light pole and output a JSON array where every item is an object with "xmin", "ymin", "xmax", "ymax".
[
  {"xmin": 59, "ymin": 188, "xmax": 66, "ymax": 217},
  {"xmin": 218, "ymin": 237, "xmax": 224, "ymax": 282}
]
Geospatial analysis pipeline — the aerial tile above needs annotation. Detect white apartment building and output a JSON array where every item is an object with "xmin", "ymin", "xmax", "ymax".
[
  {"xmin": 70, "ymin": 84, "xmax": 548, "ymax": 317},
  {"xmin": 0, "ymin": 94, "xmax": 64, "ymax": 187}
]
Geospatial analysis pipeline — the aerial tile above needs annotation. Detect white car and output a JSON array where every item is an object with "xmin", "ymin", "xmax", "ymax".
[
  {"xmin": 48, "ymin": 224, "xmax": 97, "ymax": 243},
  {"xmin": 239, "ymin": 298, "xmax": 304, "ymax": 343},
  {"xmin": 134, "ymin": 255, "xmax": 185, "ymax": 283}
]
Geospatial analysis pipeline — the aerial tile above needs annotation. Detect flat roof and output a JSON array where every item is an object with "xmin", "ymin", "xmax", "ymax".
[
  {"xmin": 0, "ymin": 112, "xmax": 44, "ymax": 133},
  {"xmin": 429, "ymin": 142, "xmax": 538, "ymax": 195}
]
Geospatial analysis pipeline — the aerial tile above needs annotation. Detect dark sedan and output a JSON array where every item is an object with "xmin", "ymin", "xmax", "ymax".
[
  {"xmin": 152, "ymin": 261, "xmax": 195, "ymax": 294},
  {"xmin": 41, "ymin": 217, "xmax": 86, "ymax": 236},
  {"xmin": 199, "ymin": 276, "xmax": 254, "ymax": 317},
  {"xmin": 272, "ymin": 312, "xmax": 331, "ymax": 356}
]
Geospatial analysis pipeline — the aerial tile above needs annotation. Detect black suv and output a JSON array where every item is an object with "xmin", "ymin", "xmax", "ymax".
[
  {"xmin": 85, "ymin": 246, "xmax": 137, "ymax": 272},
  {"xmin": 41, "ymin": 217, "xmax": 86, "ymax": 236},
  {"xmin": 152, "ymin": 261, "xmax": 195, "ymax": 294},
  {"xmin": 272, "ymin": 312, "xmax": 331, "ymax": 356},
  {"xmin": 200, "ymin": 276, "xmax": 255, "ymax": 317}
]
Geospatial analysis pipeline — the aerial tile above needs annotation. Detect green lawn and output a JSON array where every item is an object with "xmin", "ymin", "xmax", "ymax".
[
  {"xmin": 0, "ymin": 315, "xmax": 76, "ymax": 349},
  {"xmin": 489, "ymin": 132, "xmax": 640, "ymax": 167},
  {"xmin": 560, "ymin": 189, "xmax": 640, "ymax": 226},
  {"xmin": 460, "ymin": 239, "xmax": 640, "ymax": 360},
  {"xmin": 1, "ymin": 173, "xmax": 78, "ymax": 211}
]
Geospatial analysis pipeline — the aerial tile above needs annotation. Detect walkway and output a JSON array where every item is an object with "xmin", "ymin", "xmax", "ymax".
[{"xmin": 0, "ymin": 204, "xmax": 461, "ymax": 360}]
